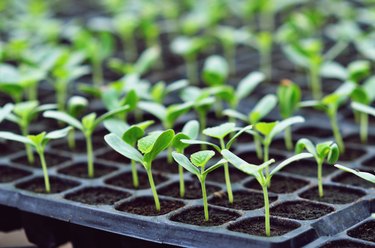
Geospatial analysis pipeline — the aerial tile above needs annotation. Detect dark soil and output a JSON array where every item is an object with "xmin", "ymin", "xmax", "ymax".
[
  {"xmin": 270, "ymin": 138, "xmax": 298, "ymax": 151},
  {"xmin": 245, "ymin": 174, "xmax": 309, "ymax": 194},
  {"xmin": 159, "ymin": 181, "xmax": 221, "ymax": 199},
  {"xmin": 16, "ymin": 177, "xmax": 79, "ymax": 194},
  {"xmin": 105, "ymin": 171, "xmax": 168, "ymax": 190},
  {"xmin": 97, "ymin": 150, "xmax": 131, "ymax": 165},
  {"xmin": 65, "ymin": 187, "xmax": 130, "ymax": 205},
  {"xmin": 333, "ymin": 171, "xmax": 375, "ymax": 189},
  {"xmin": 320, "ymin": 239, "xmax": 374, "ymax": 248},
  {"xmin": 152, "ymin": 158, "xmax": 178, "ymax": 174},
  {"xmin": 58, "ymin": 162, "xmax": 117, "ymax": 179},
  {"xmin": 116, "ymin": 197, "xmax": 184, "ymax": 216},
  {"xmin": 282, "ymin": 159, "xmax": 336, "ymax": 178},
  {"xmin": 299, "ymin": 185, "xmax": 365, "ymax": 204},
  {"xmin": 348, "ymin": 220, "xmax": 375, "ymax": 243},
  {"xmin": 236, "ymin": 151, "xmax": 286, "ymax": 165},
  {"xmin": 206, "ymin": 166, "xmax": 248, "ymax": 183},
  {"xmin": 344, "ymin": 134, "xmax": 375, "ymax": 146},
  {"xmin": 209, "ymin": 190, "xmax": 278, "ymax": 210},
  {"xmin": 271, "ymin": 200, "xmax": 334, "ymax": 220},
  {"xmin": 228, "ymin": 216, "xmax": 300, "ymax": 236},
  {"xmin": 0, "ymin": 166, "xmax": 31, "ymax": 183},
  {"xmin": 50, "ymin": 138, "xmax": 106, "ymax": 154},
  {"xmin": 338, "ymin": 147, "xmax": 366, "ymax": 162},
  {"xmin": 362, "ymin": 156, "xmax": 375, "ymax": 168},
  {"xmin": 12, "ymin": 152, "xmax": 70, "ymax": 168},
  {"xmin": 294, "ymin": 127, "xmax": 333, "ymax": 139},
  {"xmin": 170, "ymin": 207, "xmax": 240, "ymax": 226},
  {"xmin": 0, "ymin": 142, "xmax": 23, "ymax": 156}
]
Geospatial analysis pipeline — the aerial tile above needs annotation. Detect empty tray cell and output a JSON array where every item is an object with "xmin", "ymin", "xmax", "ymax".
[
  {"xmin": 0, "ymin": 165, "xmax": 31, "ymax": 183},
  {"xmin": 299, "ymin": 185, "xmax": 366, "ymax": 204},
  {"xmin": 58, "ymin": 162, "xmax": 117, "ymax": 179},
  {"xmin": 116, "ymin": 197, "xmax": 184, "ymax": 216},
  {"xmin": 12, "ymin": 151, "xmax": 71, "ymax": 168},
  {"xmin": 16, "ymin": 176, "xmax": 80, "ymax": 194},
  {"xmin": 271, "ymin": 200, "xmax": 334, "ymax": 220},
  {"xmin": 105, "ymin": 171, "xmax": 168, "ymax": 190},
  {"xmin": 65, "ymin": 187, "xmax": 131, "ymax": 205},
  {"xmin": 245, "ymin": 174, "xmax": 309, "ymax": 194}
]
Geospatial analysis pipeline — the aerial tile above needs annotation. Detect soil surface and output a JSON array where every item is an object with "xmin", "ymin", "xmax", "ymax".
[
  {"xmin": 116, "ymin": 197, "xmax": 184, "ymax": 216},
  {"xmin": 271, "ymin": 200, "xmax": 334, "ymax": 220},
  {"xmin": 228, "ymin": 216, "xmax": 300, "ymax": 236},
  {"xmin": 170, "ymin": 207, "xmax": 240, "ymax": 226},
  {"xmin": 0, "ymin": 142, "xmax": 23, "ymax": 156},
  {"xmin": 159, "ymin": 180, "xmax": 220, "ymax": 199},
  {"xmin": 58, "ymin": 162, "xmax": 117, "ymax": 179},
  {"xmin": 51, "ymin": 138, "xmax": 106, "ymax": 153},
  {"xmin": 338, "ymin": 147, "xmax": 366, "ymax": 162},
  {"xmin": 321, "ymin": 239, "xmax": 374, "ymax": 248},
  {"xmin": 299, "ymin": 185, "xmax": 365, "ymax": 204},
  {"xmin": 97, "ymin": 150, "xmax": 131, "ymax": 164},
  {"xmin": 294, "ymin": 127, "xmax": 332, "ymax": 139},
  {"xmin": 344, "ymin": 134, "xmax": 375, "ymax": 146},
  {"xmin": 0, "ymin": 166, "xmax": 31, "ymax": 183},
  {"xmin": 333, "ymin": 171, "xmax": 375, "ymax": 189},
  {"xmin": 209, "ymin": 190, "xmax": 277, "ymax": 210},
  {"xmin": 362, "ymin": 156, "xmax": 375, "ymax": 168},
  {"xmin": 206, "ymin": 166, "xmax": 248, "ymax": 183},
  {"xmin": 152, "ymin": 158, "xmax": 179, "ymax": 174},
  {"xmin": 16, "ymin": 177, "xmax": 79, "ymax": 194},
  {"xmin": 236, "ymin": 151, "xmax": 286, "ymax": 165},
  {"xmin": 12, "ymin": 152, "xmax": 70, "ymax": 168},
  {"xmin": 245, "ymin": 174, "xmax": 309, "ymax": 194},
  {"xmin": 348, "ymin": 220, "xmax": 375, "ymax": 243},
  {"xmin": 282, "ymin": 160, "xmax": 336, "ymax": 178},
  {"xmin": 105, "ymin": 171, "xmax": 168, "ymax": 190},
  {"xmin": 65, "ymin": 187, "xmax": 130, "ymax": 205}
]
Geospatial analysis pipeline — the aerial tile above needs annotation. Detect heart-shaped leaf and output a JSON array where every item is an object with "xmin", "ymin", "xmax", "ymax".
[{"xmin": 190, "ymin": 150, "xmax": 215, "ymax": 167}]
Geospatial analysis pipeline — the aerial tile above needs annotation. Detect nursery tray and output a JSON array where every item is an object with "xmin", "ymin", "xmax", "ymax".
[{"xmin": 0, "ymin": 95, "xmax": 374, "ymax": 248}]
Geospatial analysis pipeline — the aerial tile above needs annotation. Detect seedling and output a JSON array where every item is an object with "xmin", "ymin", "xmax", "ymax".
[
  {"xmin": 105, "ymin": 129, "xmax": 175, "ymax": 211},
  {"xmin": 296, "ymin": 138, "xmax": 339, "ymax": 197},
  {"xmin": 222, "ymin": 149, "xmax": 312, "ymax": 236},
  {"xmin": 352, "ymin": 102, "xmax": 375, "ymax": 143},
  {"xmin": 172, "ymin": 150, "xmax": 226, "ymax": 221},
  {"xmin": 172, "ymin": 120, "xmax": 200, "ymax": 197},
  {"xmin": 277, "ymin": 80, "xmax": 301, "ymax": 150},
  {"xmin": 224, "ymin": 94, "xmax": 277, "ymax": 159},
  {"xmin": 104, "ymin": 119, "xmax": 154, "ymax": 188},
  {"xmin": 66, "ymin": 96, "xmax": 88, "ymax": 149},
  {"xmin": 0, "ymin": 127, "xmax": 72, "ymax": 193},
  {"xmin": 182, "ymin": 123, "xmax": 252, "ymax": 204},
  {"xmin": 112, "ymin": 13, "xmax": 138, "ymax": 61},
  {"xmin": 43, "ymin": 106, "xmax": 129, "ymax": 178},
  {"xmin": 202, "ymin": 55, "xmax": 229, "ymax": 87},
  {"xmin": 6, "ymin": 101, "xmax": 56, "ymax": 163}
]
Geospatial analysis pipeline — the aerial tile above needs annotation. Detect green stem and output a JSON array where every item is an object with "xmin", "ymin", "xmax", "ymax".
[
  {"xmin": 198, "ymin": 110, "xmax": 207, "ymax": 150},
  {"xmin": 93, "ymin": 58, "xmax": 103, "ymax": 87},
  {"xmin": 131, "ymin": 160, "xmax": 139, "ymax": 188},
  {"xmin": 224, "ymin": 43, "xmax": 236, "ymax": 74},
  {"xmin": 167, "ymin": 146, "xmax": 173, "ymax": 164},
  {"xmin": 215, "ymin": 100, "xmax": 223, "ymax": 118},
  {"xmin": 317, "ymin": 159, "xmax": 323, "ymax": 198},
  {"xmin": 329, "ymin": 113, "xmax": 344, "ymax": 153},
  {"xmin": 186, "ymin": 55, "xmax": 198, "ymax": 85},
  {"xmin": 261, "ymin": 184, "xmax": 271, "ymax": 237},
  {"xmin": 147, "ymin": 168, "xmax": 160, "ymax": 211},
  {"xmin": 284, "ymin": 126, "xmax": 293, "ymax": 151},
  {"xmin": 220, "ymin": 138, "xmax": 233, "ymax": 204},
  {"xmin": 360, "ymin": 112, "xmax": 368, "ymax": 144},
  {"xmin": 260, "ymin": 47, "xmax": 272, "ymax": 81},
  {"xmin": 310, "ymin": 62, "xmax": 322, "ymax": 100},
  {"xmin": 21, "ymin": 125, "xmax": 34, "ymax": 164},
  {"xmin": 200, "ymin": 176, "xmax": 209, "ymax": 221},
  {"xmin": 27, "ymin": 83, "xmax": 38, "ymax": 101},
  {"xmin": 68, "ymin": 129, "xmax": 75, "ymax": 150},
  {"xmin": 179, "ymin": 165, "xmax": 185, "ymax": 198},
  {"xmin": 264, "ymin": 143, "xmax": 270, "ymax": 179},
  {"xmin": 38, "ymin": 150, "xmax": 51, "ymax": 193},
  {"xmin": 86, "ymin": 134, "xmax": 94, "ymax": 178}
]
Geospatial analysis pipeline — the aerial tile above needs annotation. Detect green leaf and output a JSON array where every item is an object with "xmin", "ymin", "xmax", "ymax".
[
  {"xmin": 103, "ymin": 119, "xmax": 129, "ymax": 137},
  {"xmin": 94, "ymin": 105, "xmax": 130, "ymax": 128},
  {"xmin": 28, "ymin": 132, "xmax": 46, "ymax": 147},
  {"xmin": 202, "ymin": 55, "xmax": 229, "ymax": 86},
  {"xmin": 138, "ymin": 132, "xmax": 161, "ymax": 154},
  {"xmin": 348, "ymin": 60, "xmax": 370, "ymax": 83},
  {"xmin": 13, "ymin": 101, "xmax": 38, "ymax": 117},
  {"xmin": 45, "ymin": 127, "xmax": 73, "ymax": 140},
  {"xmin": 255, "ymin": 122, "xmax": 277, "ymax": 137},
  {"xmin": 181, "ymin": 139, "xmax": 221, "ymax": 152},
  {"xmin": 166, "ymin": 79, "xmax": 188, "ymax": 94},
  {"xmin": 203, "ymin": 122, "xmax": 236, "ymax": 139},
  {"xmin": 0, "ymin": 131, "xmax": 33, "ymax": 145},
  {"xmin": 190, "ymin": 150, "xmax": 215, "ymax": 167},
  {"xmin": 0, "ymin": 103, "xmax": 13, "ymax": 123},
  {"xmin": 124, "ymin": 89, "xmax": 139, "ymax": 111},
  {"xmin": 123, "ymin": 126, "xmax": 144, "ymax": 146},
  {"xmin": 172, "ymin": 152, "xmax": 200, "ymax": 176},
  {"xmin": 334, "ymin": 164, "xmax": 375, "ymax": 183},
  {"xmin": 223, "ymin": 109, "xmax": 248, "ymax": 122},
  {"xmin": 270, "ymin": 153, "xmax": 313, "ymax": 177},
  {"xmin": 226, "ymin": 125, "xmax": 253, "ymax": 149},
  {"xmin": 138, "ymin": 101, "xmax": 166, "ymax": 122},
  {"xmin": 236, "ymin": 72, "xmax": 265, "ymax": 100},
  {"xmin": 221, "ymin": 149, "xmax": 262, "ymax": 176},
  {"xmin": 144, "ymin": 129, "xmax": 175, "ymax": 164},
  {"xmin": 351, "ymin": 88, "xmax": 370, "ymax": 105},
  {"xmin": 43, "ymin": 111, "xmax": 83, "ymax": 130},
  {"xmin": 151, "ymin": 81, "xmax": 166, "ymax": 103},
  {"xmin": 265, "ymin": 116, "xmax": 305, "ymax": 145},
  {"xmin": 104, "ymin": 133, "xmax": 144, "ymax": 163},
  {"xmin": 351, "ymin": 102, "xmax": 375, "ymax": 117},
  {"xmin": 295, "ymin": 138, "xmax": 317, "ymax": 157},
  {"xmin": 82, "ymin": 113, "xmax": 97, "ymax": 132},
  {"xmin": 181, "ymin": 120, "xmax": 200, "ymax": 140},
  {"xmin": 165, "ymin": 102, "xmax": 193, "ymax": 128},
  {"xmin": 320, "ymin": 61, "xmax": 347, "ymax": 80},
  {"xmin": 172, "ymin": 133, "xmax": 190, "ymax": 152},
  {"xmin": 277, "ymin": 80, "xmax": 301, "ymax": 119},
  {"xmin": 327, "ymin": 143, "xmax": 340, "ymax": 164},
  {"xmin": 68, "ymin": 96, "xmax": 88, "ymax": 117},
  {"xmin": 203, "ymin": 159, "xmax": 227, "ymax": 176},
  {"xmin": 134, "ymin": 46, "xmax": 160, "ymax": 75},
  {"xmin": 249, "ymin": 94, "xmax": 277, "ymax": 124}
]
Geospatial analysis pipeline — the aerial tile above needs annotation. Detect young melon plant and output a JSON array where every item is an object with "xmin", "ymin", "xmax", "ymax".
[
  {"xmin": 173, "ymin": 150, "xmax": 226, "ymax": 220},
  {"xmin": 296, "ymin": 138, "xmax": 339, "ymax": 197},
  {"xmin": 105, "ymin": 129, "xmax": 175, "ymax": 211},
  {"xmin": 43, "ymin": 106, "xmax": 129, "ymax": 178},
  {"xmin": 172, "ymin": 120, "xmax": 200, "ymax": 197},
  {"xmin": 222, "ymin": 149, "xmax": 312, "ymax": 236},
  {"xmin": 66, "ymin": 96, "xmax": 88, "ymax": 149},
  {"xmin": 0, "ymin": 127, "xmax": 72, "ymax": 193}
]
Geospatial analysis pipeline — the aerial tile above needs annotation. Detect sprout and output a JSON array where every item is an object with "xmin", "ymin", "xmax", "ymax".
[
  {"xmin": 296, "ymin": 139, "xmax": 340, "ymax": 197},
  {"xmin": 173, "ymin": 150, "xmax": 226, "ymax": 221},
  {"xmin": 6, "ymin": 101, "xmax": 56, "ymax": 163},
  {"xmin": 104, "ymin": 119, "xmax": 154, "ymax": 188},
  {"xmin": 172, "ymin": 120, "xmax": 200, "ymax": 197},
  {"xmin": 222, "ymin": 149, "xmax": 312, "ymax": 236},
  {"xmin": 0, "ymin": 127, "xmax": 72, "ymax": 193},
  {"xmin": 182, "ymin": 123, "xmax": 252, "ymax": 204},
  {"xmin": 43, "ymin": 106, "xmax": 129, "ymax": 178},
  {"xmin": 224, "ymin": 94, "xmax": 277, "ymax": 159},
  {"xmin": 277, "ymin": 80, "xmax": 302, "ymax": 150},
  {"xmin": 105, "ymin": 129, "xmax": 175, "ymax": 211},
  {"xmin": 334, "ymin": 164, "xmax": 375, "ymax": 184},
  {"xmin": 202, "ymin": 55, "xmax": 229, "ymax": 87}
]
